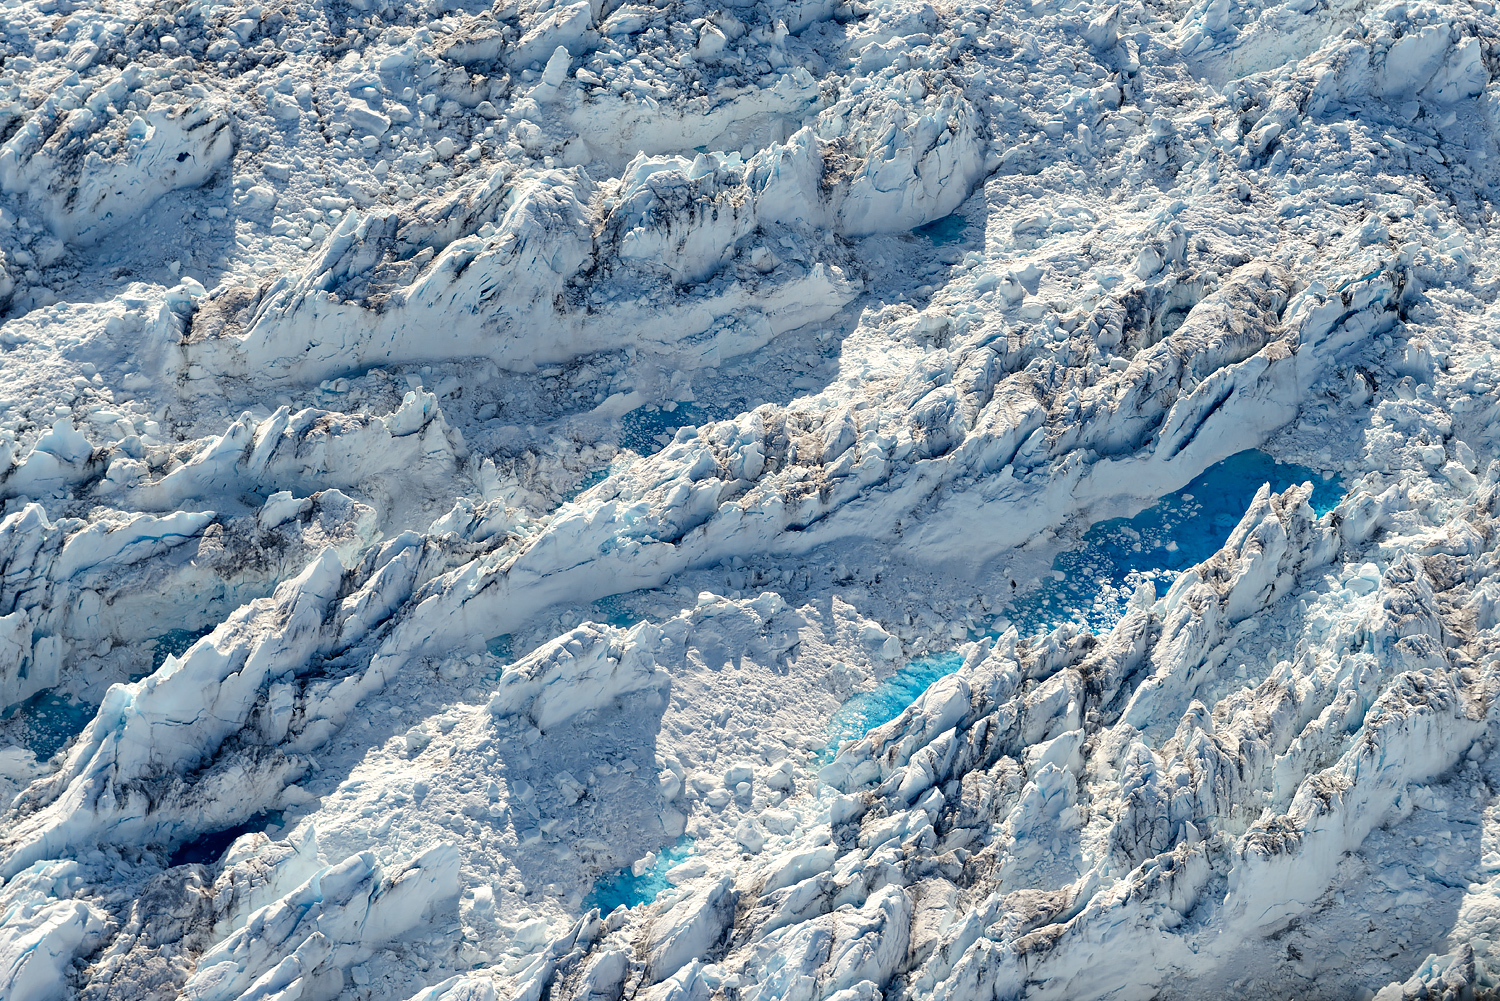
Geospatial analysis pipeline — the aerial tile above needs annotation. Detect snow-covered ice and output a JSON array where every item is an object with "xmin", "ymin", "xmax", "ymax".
[{"xmin": 2, "ymin": 0, "xmax": 1500, "ymax": 997}]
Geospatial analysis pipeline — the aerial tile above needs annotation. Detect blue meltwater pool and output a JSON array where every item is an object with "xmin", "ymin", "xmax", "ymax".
[
  {"xmin": 1004, "ymin": 449, "xmax": 1342, "ymax": 637},
  {"xmin": 584, "ymin": 837, "xmax": 696, "ymax": 912},
  {"xmin": 821, "ymin": 450, "xmax": 1341, "ymax": 751},
  {"xmin": 824, "ymin": 651, "xmax": 966, "ymax": 749}
]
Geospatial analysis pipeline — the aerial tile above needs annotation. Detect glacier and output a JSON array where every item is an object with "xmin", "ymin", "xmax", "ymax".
[{"xmin": 0, "ymin": 0, "xmax": 1498, "ymax": 998}]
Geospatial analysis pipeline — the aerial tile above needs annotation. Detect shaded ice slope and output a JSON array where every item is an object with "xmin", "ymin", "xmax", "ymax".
[{"xmin": 0, "ymin": 0, "xmax": 1499, "ymax": 997}]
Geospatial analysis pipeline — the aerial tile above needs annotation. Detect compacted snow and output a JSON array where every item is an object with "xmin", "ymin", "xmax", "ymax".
[{"xmin": 0, "ymin": 0, "xmax": 1498, "ymax": 997}]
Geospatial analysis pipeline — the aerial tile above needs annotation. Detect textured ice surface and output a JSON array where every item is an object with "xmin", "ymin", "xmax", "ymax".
[{"xmin": 1, "ymin": 0, "xmax": 1499, "ymax": 998}]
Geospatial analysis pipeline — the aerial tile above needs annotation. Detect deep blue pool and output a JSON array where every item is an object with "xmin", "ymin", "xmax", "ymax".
[
  {"xmin": 619, "ymin": 402, "xmax": 720, "ymax": 456},
  {"xmin": 1004, "ymin": 449, "xmax": 1342, "ymax": 637},
  {"xmin": 169, "ymin": 810, "xmax": 285, "ymax": 867},
  {"xmin": 2, "ymin": 689, "xmax": 95, "ymax": 761}
]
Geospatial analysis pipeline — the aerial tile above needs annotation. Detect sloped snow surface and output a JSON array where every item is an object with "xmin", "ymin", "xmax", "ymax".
[{"xmin": 1, "ymin": 0, "xmax": 1499, "ymax": 998}]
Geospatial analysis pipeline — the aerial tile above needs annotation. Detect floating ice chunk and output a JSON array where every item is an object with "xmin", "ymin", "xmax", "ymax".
[
  {"xmin": 723, "ymin": 761, "xmax": 755, "ymax": 787},
  {"xmin": 383, "ymin": 390, "xmax": 440, "ymax": 437},
  {"xmin": 735, "ymin": 817, "xmax": 768, "ymax": 853},
  {"xmin": 666, "ymin": 858, "xmax": 710, "ymax": 885},
  {"xmin": 0, "ymin": 421, "xmax": 98, "ymax": 499},
  {"xmin": 556, "ymin": 771, "xmax": 587, "ymax": 806},
  {"xmin": 1346, "ymin": 561, "xmax": 1381, "ymax": 595},
  {"xmin": 540, "ymin": 46, "xmax": 572, "ymax": 89},
  {"xmin": 32, "ymin": 420, "xmax": 92, "ymax": 465}
]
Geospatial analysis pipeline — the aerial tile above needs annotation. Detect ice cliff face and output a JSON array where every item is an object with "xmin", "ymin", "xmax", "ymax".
[{"xmin": 1, "ymin": 0, "xmax": 1499, "ymax": 997}]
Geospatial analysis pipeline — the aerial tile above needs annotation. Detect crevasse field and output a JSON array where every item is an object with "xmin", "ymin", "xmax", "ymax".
[{"xmin": 0, "ymin": 0, "xmax": 1497, "ymax": 997}]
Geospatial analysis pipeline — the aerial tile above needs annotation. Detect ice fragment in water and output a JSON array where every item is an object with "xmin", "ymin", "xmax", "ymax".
[
  {"xmin": 485, "ymin": 634, "xmax": 515, "ymax": 663},
  {"xmin": 619, "ymin": 402, "xmax": 718, "ymax": 455},
  {"xmin": 591, "ymin": 592, "xmax": 644, "ymax": 628},
  {"xmin": 2, "ymin": 689, "xmax": 94, "ymax": 761}
]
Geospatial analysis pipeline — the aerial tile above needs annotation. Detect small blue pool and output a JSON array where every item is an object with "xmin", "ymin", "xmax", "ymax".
[
  {"xmin": 825, "ymin": 651, "xmax": 966, "ymax": 750},
  {"xmin": 590, "ymin": 592, "xmax": 644, "ymax": 629},
  {"xmin": 914, "ymin": 214, "xmax": 968, "ymax": 246},
  {"xmin": 584, "ymin": 837, "xmax": 695, "ymax": 913}
]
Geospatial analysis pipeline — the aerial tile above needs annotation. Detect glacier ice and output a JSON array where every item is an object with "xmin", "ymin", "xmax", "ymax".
[{"xmin": 2, "ymin": 0, "xmax": 1500, "ymax": 997}]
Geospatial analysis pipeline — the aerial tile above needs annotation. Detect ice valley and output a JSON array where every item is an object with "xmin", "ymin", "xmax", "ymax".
[{"xmin": 1, "ymin": 0, "xmax": 1500, "ymax": 998}]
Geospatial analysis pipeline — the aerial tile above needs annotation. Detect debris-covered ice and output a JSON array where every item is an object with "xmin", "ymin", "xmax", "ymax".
[{"xmin": 1, "ymin": 0, "xmax": 1499, "ymax": 997}]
